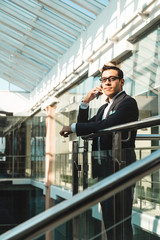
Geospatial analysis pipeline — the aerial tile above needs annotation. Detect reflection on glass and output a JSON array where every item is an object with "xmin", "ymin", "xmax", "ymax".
[{"xmin": 31, "ymin": 165, "xmax": 160, "ymax": 240}]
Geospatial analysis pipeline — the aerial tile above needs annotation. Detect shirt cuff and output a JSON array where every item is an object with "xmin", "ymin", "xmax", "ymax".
[
  {"xmin": 71, "ymin": 123, "xmax": 76, "ymax": 133},
  {"xmin": 80, "ymin": 101, "xmax": 89, "ymax": 109}
]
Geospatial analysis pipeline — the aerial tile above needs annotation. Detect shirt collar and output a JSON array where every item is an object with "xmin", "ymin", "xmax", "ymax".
[{"xmin": 106, "ymin": 90, "xmax": 124, "ymax": 103}]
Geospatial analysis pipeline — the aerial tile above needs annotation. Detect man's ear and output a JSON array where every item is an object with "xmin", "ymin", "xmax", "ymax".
[{"xmin": 121, "ymin": 78, "xmax": 124, "ymax": 87}]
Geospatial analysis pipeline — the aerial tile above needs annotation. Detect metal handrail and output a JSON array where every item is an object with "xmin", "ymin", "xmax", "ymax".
[
  {"xmin": 0, "ymin": 149, "xmax": 160, "ymax": 240},
  {"xmin": 82, "ymin": 115, "xmax": 160, "ymax": 139},
  {"xmin": 136, "ymin": 134, "xmax": 160, "ymax": 140}
]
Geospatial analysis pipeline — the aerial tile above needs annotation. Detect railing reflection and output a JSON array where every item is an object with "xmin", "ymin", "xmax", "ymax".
[
  {"xmin": 53, "ymin": 152, "xmax": 98, "ymax": 191},
  {"xmin": 31, "ymin": 156, "xmax": 45, "ymax": 180},
  {"xmin": 53, "ymin": 146, "xmax": 160, "ymax": 187},
  {"xmin": 134, "ymin": 179, "xmax": 160, "ymax": 214}
]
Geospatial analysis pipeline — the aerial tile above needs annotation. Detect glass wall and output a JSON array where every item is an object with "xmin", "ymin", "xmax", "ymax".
[
  {"xmin": 52, "ymin": 24, "xmax": 160, "ymax": 191},
  {"xmin": 2, "ymin": 110, "xmax": 46, "ymax": 180},
  {"xmin": 30, "ymin": 111, "xmax": 46, "ymax": 181},
  {"xmin": 49, "ymin": 24, "xmax": 160, "ymax": 239},
  {"xmin": 0, "ymin": 113, "xmax": 46, "ymax": 236},
  {"xmin": 4, "ymin": 121, "xmax": 27, "ymax": 178},
  {"xmin": 122, "ymin": 25, "xmax": 160, "ymax": 119},
  {"xmin": 121, "ymin": 25, "xmax": 160, "ymax": 237}
]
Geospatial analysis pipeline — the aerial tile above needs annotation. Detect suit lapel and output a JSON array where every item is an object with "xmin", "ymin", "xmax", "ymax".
[
  {"xmin": 96, "ymin": 103, "xmax": 108, "ymax": 121},
  {"xmin": 106, "ymin": 91, "xmax": 126, "ymax": 119}
]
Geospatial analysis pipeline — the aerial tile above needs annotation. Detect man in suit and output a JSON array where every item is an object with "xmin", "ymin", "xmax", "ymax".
[{"xmin": 60, "ymin": 64, "xmax": 139, "ymax": 240}]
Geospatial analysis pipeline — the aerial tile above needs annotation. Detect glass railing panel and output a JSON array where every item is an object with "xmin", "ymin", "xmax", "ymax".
[
  {"xmin": 1, "ymin": 148, "xmax": 160, "ymax": 240},
  {"xmin": 82, "ymin": 147, "xmax": 137, "ymax": 189},
  {"xmin": 52, "ymin": 151, "xmax": 98, "ymax": 191},
  {"xmin": 0, "ymin": 155, "xmax": 30, "ymax": 178},
  {"xmin": 133, "ymin": 174, "xmax": 160, "ymax": 217},
  {"xmin": 133, "ymin": 147, "xmax": 160, "ymax": 220},
  {"xmin": 135, "ymin": 147, "xmax": 160, "ymax": 161},
  {"xmin": 51, "ymin": 145, "xmax": 160, "ymax": 190},
  {"xmin": 48, "ymin": 143, "xmax": 160, "ymax": 239},
  {"xmin": 0, "ymin": 155, "xmax": 45, "ymax": 180},
  {"xmin": 53, "ymin": 153, "xmax": 72, "ymax": 190},
  {"xmin": 31, "ymin": 168, "xmax": 160, "ymax": 240},
  {"xmin": 132, "ymin": 174, "xmax": 160, "ymax": 239},
  {"xmin": 33, "ymin": 204, "xmax": 115, "ymax": 240},
  {"xmin": 31, "ymin": 156, "xmax": 45, "ymax": 181}
]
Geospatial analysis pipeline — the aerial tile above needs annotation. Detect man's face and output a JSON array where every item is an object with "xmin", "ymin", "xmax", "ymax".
[{"xmin": 101, "ymin": 69, "xmax": 124, "ymax": 101}]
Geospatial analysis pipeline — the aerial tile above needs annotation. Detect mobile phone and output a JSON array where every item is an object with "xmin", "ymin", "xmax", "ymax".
[{"xmin": 96, "ymin": 84, "xmax": 103, "ymax": 99}]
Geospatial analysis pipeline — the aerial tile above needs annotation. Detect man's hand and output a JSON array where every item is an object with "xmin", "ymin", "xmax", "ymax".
[
  {"xmin": 59, "ymin": 126, "xmax": 73, "ymax": 137},
  {"xmin": 83, "ymin": 85, "xmax": 103, "ymax": 104}
]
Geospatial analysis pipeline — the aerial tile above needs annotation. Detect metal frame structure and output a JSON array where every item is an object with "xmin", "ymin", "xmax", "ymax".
[{"xmin": 0, "ymin": 0, "xmax": 108, "ymax": 92}]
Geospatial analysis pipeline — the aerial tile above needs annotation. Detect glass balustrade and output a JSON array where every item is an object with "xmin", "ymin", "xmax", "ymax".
[
  {"xmin": 0, "ymin": 155, "xmax": 45, "ymax": 180},
  {"xmin": 46, "ymin": 147, "xmax": 160, "ymax": 240},
  {"xmin": 32, "ymin": 154, "xmax": 160, "ymax": 240},
  {"xmin": 0, "ymin": 145, "xmax": 160, "ymax": 240},
  {"xmin": 0, "ymin": 123, "xmax": 160, "ymax": 240}
]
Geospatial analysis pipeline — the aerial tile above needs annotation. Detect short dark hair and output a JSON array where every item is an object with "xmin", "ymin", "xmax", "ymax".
[{"xmin": 101, "ymin": 65, "xmax": 124, "ymax": 79}]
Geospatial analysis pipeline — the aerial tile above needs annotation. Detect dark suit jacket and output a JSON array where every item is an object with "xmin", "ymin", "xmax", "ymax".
[
  {"xmin": 76, "ymin": 91, "xmax": 139, "ymax": 178},
  {"xmin": 76, "ymin": 91, "xmax": 139, "ymax": 150}
]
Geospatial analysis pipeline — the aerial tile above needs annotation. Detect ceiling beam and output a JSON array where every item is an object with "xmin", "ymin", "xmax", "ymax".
[
  {"xmin": 0, "ymin": 37, "xmax": 54, "ymax": 68},
  {"xmin": 70, "ymin": 0, "xmax": 101, "ymax": 15},
  {"xmin": 0, "ymin": 6, "xmax": 76, "ymax": 43},
  {"xmin": 0, "ymin": 72, "xmax": 34, "ymax": 92},
  {"xmin": 0, "ymin": 58, "xmax": 41, "ymax": 84},
  {"xmin": 0, "ymin": 46, "xmax": 48, "ymax": 73},
  {"xmin": 1, "ymin": 30, "xmax": 59, "ymax": 61},
  {"xmin": 0, "ymin": 17, "xmax": 70, "ymax": 51},
  {"xmin": 34, "ymin": 0, "xmax": 92, "ymax": 27},
  {"xmin": 7, "ymin": 0, "xmax": 81, "ymax": 38},
  {"xmin": 0, "ymin": 62, "xmax": 37, "ymax": 87}
]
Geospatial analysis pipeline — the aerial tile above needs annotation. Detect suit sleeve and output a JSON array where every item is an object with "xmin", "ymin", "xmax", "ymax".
[
  {"xmin": 77, "ymin": 104, "xmax": 105, "ymax": 123},
  {"xmin": 76, "ymin": 98, "xmax": 138, "ymax": 136}
]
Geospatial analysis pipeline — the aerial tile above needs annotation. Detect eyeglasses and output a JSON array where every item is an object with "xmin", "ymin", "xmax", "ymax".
[{"xmin": 99, "ymin": 76, "xmax": 120, "ymax": 83}]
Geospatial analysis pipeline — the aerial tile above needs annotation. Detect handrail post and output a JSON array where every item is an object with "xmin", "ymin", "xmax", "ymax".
[
  {"xmin": 72, "ymin": 141, "xmax": 79, "ymax": 195},
  {"xmin": 12, "ymin": 155, "xmax": 15, "ymax": 178},
  {"xmin": 82, "ymin": 139, "xmax": 89, "ymax": 239},
  {"xmin": 72, "ymin": 139, "xmax": 89, "ymax": 239},
  {"xmin": 72, "ymin": 141, "xmax": 79, "ymax": 240},
  {"xmin": 112, "ymin": 131, "xmax": 123, "ymax": 240},
  {"xmin": 112, "ymin": 131, "xmax": 122, "ymax": 171},
  {"xmin": 83, "ymin": 140, "xmax": 88, "ymax": 190}
]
